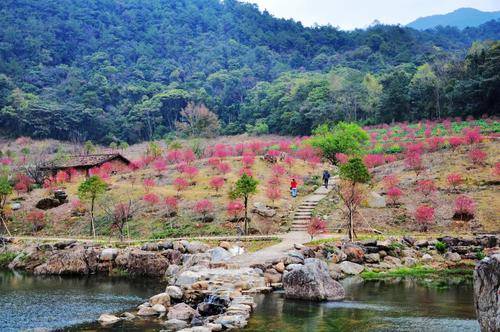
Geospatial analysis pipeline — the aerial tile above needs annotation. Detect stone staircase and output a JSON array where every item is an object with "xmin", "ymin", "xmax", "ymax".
[{"xmin": 290, "ymin": 181, "xmax": 334, "ymax": 231}]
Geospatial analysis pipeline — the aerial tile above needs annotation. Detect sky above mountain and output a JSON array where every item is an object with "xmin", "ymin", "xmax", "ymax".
[{"xmin": 243, "ymin": 0, "xmax": 500, "ymax": 30}]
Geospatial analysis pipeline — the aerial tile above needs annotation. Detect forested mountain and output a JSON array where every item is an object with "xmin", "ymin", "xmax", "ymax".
[
  {"xmin": 407, "ymin": 8, "xmax": 500, "ymax": 30},
  {"xmin": 0, "ymin": 0, "xmax": 499, "ymax": 143}
]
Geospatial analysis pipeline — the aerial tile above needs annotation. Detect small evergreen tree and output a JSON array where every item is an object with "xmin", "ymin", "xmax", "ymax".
[
  {"xmin": 230, "ymin": 173, "xmax": 258, "ymax": 235},
  {"xmin": 0, "ymin": 176, "xmax": 12, "ymax": 235},
  {"xmin": 78, "ymin": 175, "xmax": 107, "ymax": 237}
]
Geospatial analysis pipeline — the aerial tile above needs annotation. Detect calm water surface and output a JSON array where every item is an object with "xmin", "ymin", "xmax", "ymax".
[
  {"xmin": 246, "ymin": 278, "xmax": 479, "ymax": 332},
  {"xmin": 0, "ymin": 271, "xmax": 478, "ymax": 332},
  {"xmin": 0, "ymin": 270, "xmax": 163, "ymax": 331}
]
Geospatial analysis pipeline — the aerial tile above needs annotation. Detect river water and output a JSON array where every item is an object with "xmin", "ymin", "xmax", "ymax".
[{"xmin": 0, "ymin": 270, "xmax": 479, "ymax": 332}]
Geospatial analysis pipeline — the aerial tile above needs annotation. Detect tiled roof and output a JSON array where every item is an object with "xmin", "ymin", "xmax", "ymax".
[{"xmin": 41, "ymin": 154, "xmax": 130, "ymax": 169}]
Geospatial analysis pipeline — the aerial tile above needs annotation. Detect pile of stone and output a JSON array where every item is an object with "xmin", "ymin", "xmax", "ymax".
[
  {"xmin": 300, "ymin": 234, "xmax": 499, "ymax": 279},
  {"xmin": 2, "ymin": 239, "xmax": 244, "ymax": 278}
]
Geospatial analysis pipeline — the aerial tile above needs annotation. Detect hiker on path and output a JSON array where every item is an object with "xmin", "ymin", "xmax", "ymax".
[
  {"xmin": 322, "ymin": 170, "xmax": 331, "ymax": 188},
  {"xmin": 290, "ymin": 178, "xmax": 298, "ymax": 198}
]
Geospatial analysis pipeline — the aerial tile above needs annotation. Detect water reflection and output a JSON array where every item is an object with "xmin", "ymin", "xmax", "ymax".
[
  {"xmin": 0, "ymin": 271, "xmax": 479, "ymax": 332},
  {"xmin": 245, "ymin": 278, "xmax": 479, "ymax": 332},
  {"xmin": 0, "ymin": 270, "xmax": 163, "ymax": 332}
]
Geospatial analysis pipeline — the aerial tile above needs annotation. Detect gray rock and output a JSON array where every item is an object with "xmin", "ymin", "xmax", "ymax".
[
  {"xmin": 152, "ymin": 303, "xmax": 166, "ymax": 313},
  {"xmin": 444, "ymin": 252, "xmax": 461, "ymax": 262},
  {"xmin": 159, "ymin": 241, "xmax": 174, "ymax": 250},
  {"xmin": 421, "ymin": 254, "xmax": 433, "ymax": 263},
  {"xmin": 205, "ymin": 323, "xmax": 223, "ymax": 331},
  {"xmin": 364, "ymin": 253, "xmax": 380, "ymax": 263},
  {"xmin": 285, "ymin": 263, "xmax": 303, "ymax": 271},
  {"xmin": 121, "ymin": 312, "xmax": 135, "ymax": 320},
  {"xmin": 141, "ymin": 243, "xmax": 159, "ymax": 251},
  {"xmin": 376, "ymin": 239, "xmax": 392, "ymax": 250},
  {"xmin": 252, "ymin": 202, "xmax": 276, "ymax": 217},
  {"xmin": 338, "ymin": 261, "xmax": 364, "ymax": 275},
  {"xmin": 137, "ymin": 307, "xmax": 158, "ymax": 316},
  {"xmin": 283, "ymin": 258, "xmax": 345, "ymax": 301},
  {"xmin": 167, "ymin": 303, "xmax": 196, "ymax": 321},
  {"xmin": 403, "ymin": 257, "xmax": 418, "ymax": 267},
  {"xmin": 10, "ymin": 202, "xmax": 22, "ymax": 210},
  {"xmin": 328, "ymin": 263, "xmax": 343, "ymax": 280},
  {"xmin": 367, "ymin": 191, "xmax": 386, "ymax": 208},
  {"xmin": 98, "ymin": 314, "xmax": 121, "ymax": 325},
  {"xmin": 166, "ymin": 285, "xmax": 183, "ymax": 300},
  {"xmin": 163, "ymin": 319, "xmax": 189, "ymax": 331},
  {"xmin": 208, "ymin": 247, "xmax": 231, "ymax": 262},
  {"xmin": 415, "ymin": 240, "xmax": 429, "ymax": 247},
  {"xmin": 149, "ymin": 292, "xmax": 171, "ymax": 306},
  {"xmin": 474, "ymin": 254, "xmax": 500, "ymax": 332},
  {"xmin": 401, "ymin": 249, "xmax": 418, "ymax": 258},
  {"xmin": 175, "ymin": 271, "xmax": 201, "ymax": 286},
  {"xmin": 100, "ymin": 248, "xmax": 118, "ymax": 261},
  {"xmin": 166, "ymin": 264, "xmax": 181, "ymax": 278},
  {"xmin": 383, "ymin": 256, "xmax": 402, "ymax": 267},
  {"xmin": 214, "ymin": 314, "xmax": 248, "ymax": 329},
  {"xmin": 185, "ymin": 241, "xmax": 210, "ymax": 254}
]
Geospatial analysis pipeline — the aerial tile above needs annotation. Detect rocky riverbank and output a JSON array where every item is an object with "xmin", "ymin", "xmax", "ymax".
[{"xmin": 1, "ymin": 234, "xmax": 498, "ymax": 331}]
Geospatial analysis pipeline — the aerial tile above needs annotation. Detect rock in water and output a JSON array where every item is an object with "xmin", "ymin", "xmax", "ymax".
[
  {"xmin": 474, "ymin": 254, "xmax": 500, "ymax": 332},
  {"xmin": 98, "ymin": 314, "xmax": 121, "ymax": 325},
  {"xmin": 283, "ymin": 258, "xmax": 345, "ymax": 301}
]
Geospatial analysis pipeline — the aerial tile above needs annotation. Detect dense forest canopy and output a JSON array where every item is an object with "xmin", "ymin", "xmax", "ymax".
[{"xmin": 0, "ymin": 0, "xmax": 499, "ymax": 143}]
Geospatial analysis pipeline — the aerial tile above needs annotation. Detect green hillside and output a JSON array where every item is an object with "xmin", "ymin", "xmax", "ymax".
[{"xmin": 0, "ymin": 0, "xmax": 499, "ymax": 143}]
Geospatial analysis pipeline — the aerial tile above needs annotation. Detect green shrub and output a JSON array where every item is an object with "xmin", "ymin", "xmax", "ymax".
[
  {"xmin": 476, "ymin": 250, "xmax": 486, "ymax": 260},
  {"xmin": 0, "ymin": 252, "xmax": 17, "ymax": 268},
  {"xmin": 435, "ymin": 241, "xmax": 447, "ymax": 253}
]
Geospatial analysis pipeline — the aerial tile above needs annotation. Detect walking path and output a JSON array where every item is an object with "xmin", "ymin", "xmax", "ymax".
[
  {"xmin": 230, "ymin": 180, "xmax": 337, "ymax": 267},
  {"xmin": 291, "ymin": 179, "xmax": 335, "ymax": 231}
]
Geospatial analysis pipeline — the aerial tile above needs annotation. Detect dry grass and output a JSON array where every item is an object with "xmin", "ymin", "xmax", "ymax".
[{"xmin": 319, "ymin": 140, "xmax": 499, "ymax": 236}]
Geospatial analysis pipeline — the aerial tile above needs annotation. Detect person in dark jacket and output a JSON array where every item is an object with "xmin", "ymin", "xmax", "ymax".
[{"xmin": 322, "ymin": 170, "xmax": 331, "ymax": 188}]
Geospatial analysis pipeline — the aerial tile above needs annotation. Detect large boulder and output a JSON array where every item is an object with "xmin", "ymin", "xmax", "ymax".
[
  {"xmin": 167, "ymin": 303, "xmax": 196, "ymax": 321},
  {"xmin": 367, "ymin": 192, "xmax": 386, "ymax": 208},
  {"xmin": 338, "ymin": 261, "xmax": 364, "ymax": 275},
  {"xmin": 166, "ymin": 285, "xmax": 184, "ymax": 300},
  {"xmin": 100, "ymin": 248, "xmax": 119, "ymax": 261},
  {"xmin": 33, "ymin": 246, "xmax": 99, "ymax": 275},
  {"xmin": 163, "ymin": 319, "xmax": 189, "ymax": 331},
  {"xmin": 283, "ymin": 258, "xmax": 345, "ymax": 301},
  {"xmin": 185, "ymin": 241, "xmax": 210, "ymax": 254},
  {"xmin": 444, "ymin": 252, "xmax": 461, "ymax": 263},
  {"xmin": 35, "ymin": 197, "xmax": 65, "ymax": 210},
  {"xmin": 252, "ymin": 202, "xmax": 276, "ymax": 218},
  {"xmin": 343, "ymin": 243, "xmax": 365, "ymax": 263},
  {"xmin": 149, "ymin": 292, "xmax": 171, "ymax": 306},
  {"xmin": 208, "ymin": 247, "xmax": 232, "ymax": 263},
  {"xmin": 474, "ymin": 254, "xmax": 500, "ymax": 332},
  {"xmin": 119, "ymin": 250, "xmax": 169, "ymax": 276}
]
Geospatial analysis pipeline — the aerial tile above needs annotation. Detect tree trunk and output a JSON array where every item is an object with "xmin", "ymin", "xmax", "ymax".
[
  {"xmin": 348, "ymin": 183, "xmax": 355, "ymax": 241},
  {"xmin": 348, "ymin": 207, "xmax": 354, "ymax": 241},
  {"xmin": 90, "ymin": 197, "xmax": 96, "ymax": 238},
  {"xmin": 244, "ymin": 196, "xmax": 248, "ymax": 235}
]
